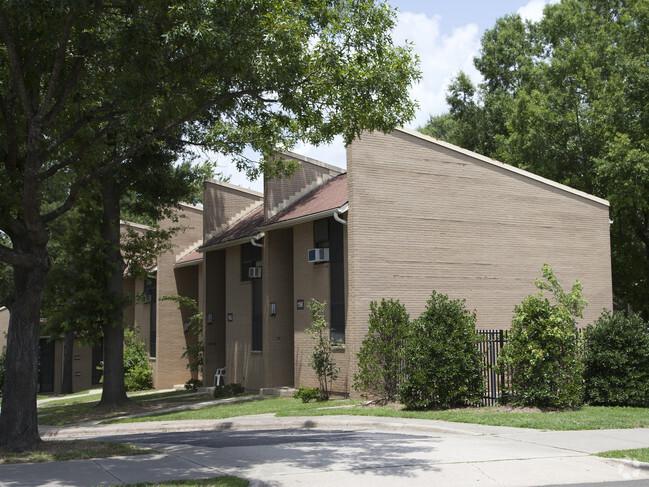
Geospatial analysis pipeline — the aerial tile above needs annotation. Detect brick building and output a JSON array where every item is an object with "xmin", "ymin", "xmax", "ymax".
[{"xmin": 0, "ymin": 128, "xmax": 613, "ymax": 394}]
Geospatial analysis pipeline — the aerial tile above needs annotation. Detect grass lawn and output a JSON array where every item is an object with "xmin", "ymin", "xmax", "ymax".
[
  {"xmin": 596, "ymin": 448, "xmax": 649, "ymax": 463},
  {"xmin": 38, "ymin": 391, "xmax": 212, "ymax": 425},
  {"xmin": 114, "ymin": 477, "xmax": 248, "ymax": 487},
  {"xmin": 110, "ymin": 397, "xmax": 649, "ymax": 431},
  {"xmin": 0, "ymin": 440, "xmax": 155, "ymax": 464}
]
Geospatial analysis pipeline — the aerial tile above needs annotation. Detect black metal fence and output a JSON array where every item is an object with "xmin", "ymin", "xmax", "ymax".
[{"xmin": 477, "ymin": 329, "xmax": 509, "ymax": 406}]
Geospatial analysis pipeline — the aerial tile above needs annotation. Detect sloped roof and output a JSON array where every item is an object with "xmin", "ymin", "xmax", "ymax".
[
  {"xmin": 200, "ymin": 204, "xmax": 265, "ymax": 251},
  {"xmin": 263, "ymin": 173, "xmax": 347, "ymax": 228},
  {"xmin": 175, "ymin": 249, "xmax": 202, "ymax": 267}
]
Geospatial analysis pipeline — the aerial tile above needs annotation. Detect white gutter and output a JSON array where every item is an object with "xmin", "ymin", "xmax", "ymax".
[
  {"xmin": 251, "ymin": 232, "xmax": 265, "ymax": 248},
  {"xmin": 333, "ymin": 203, "xmax": 348, "ymax": 225}
]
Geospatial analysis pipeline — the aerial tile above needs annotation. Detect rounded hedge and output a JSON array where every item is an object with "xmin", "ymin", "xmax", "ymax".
[{"xmin": 583, "ymin": 310, "xmax": 649, "ymax": 407}]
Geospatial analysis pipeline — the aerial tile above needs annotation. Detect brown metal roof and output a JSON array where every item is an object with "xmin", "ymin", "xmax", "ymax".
[
  {"xmin": 264, "ymin": 173, "xmax": 347, "ymax": 226},
  {"xmin": 200, "ymin": 204, "xmax": 264, "ymax": 250}
]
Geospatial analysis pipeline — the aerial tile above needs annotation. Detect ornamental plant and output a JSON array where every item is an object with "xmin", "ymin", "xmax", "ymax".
[
  {"xmin": 123, "ymin": 328, "xmax": 153, "ymax": 392},
  {"xmin": 399, "ymin": 291, "xmax": 484, "ymax": 409},
  {"xmin": 497, "ymin": 265, "xmax": 586, "ymax": 409},
  {"xmin": 583, "ymin": 310, "xmax": 649, "ymax": 407},
  {"xmin": 353, "ymin": 298, "xmax": 409, "ymax": 402},
  {"xmin": 306, "ymin": 299, "xmax": 340, "ymax": 400}
]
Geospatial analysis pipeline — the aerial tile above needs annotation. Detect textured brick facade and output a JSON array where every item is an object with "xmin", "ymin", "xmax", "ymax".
[{"xmin": 345, "ymin": 129, "xmax": 613, "ymax": 390}]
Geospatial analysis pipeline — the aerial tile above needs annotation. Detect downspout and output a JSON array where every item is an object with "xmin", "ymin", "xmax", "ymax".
[
  {"xmin": 333, "ymin": 203, "xmax": 348, "ymax": 225},
  {"xmin": 251, "ymin": 232, "xmax": 265, "ymax": 247}
]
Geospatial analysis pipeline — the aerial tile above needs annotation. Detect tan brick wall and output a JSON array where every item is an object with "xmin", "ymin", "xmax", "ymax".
[
  {"xmin": 203, "ymin": 250, "xmax": 226, "ymax": 386},
  {"xmin": 346, "ymin": 130, "xmax": 613, "ymax": 389},
  {"xmin": 154, "ymin": 204, "xmax": 204, "ymax": 388},
  {"xmin": 265, "ymin": 153, "xmax": 343, "ymax": 219},
  {"xmin": 291, "ymin": 221, "xmax": 351, "ymax": 392},
  {"xmin": 262, "ymin": 228, "xmax": 294, "ymax": 387},
  {"xmin": 204, "ymin": 180, "xmax": 262, "ymax": 240},
  {"xmin": 224, "ymin": 245, "xmax": 264, "ymax": 391}
]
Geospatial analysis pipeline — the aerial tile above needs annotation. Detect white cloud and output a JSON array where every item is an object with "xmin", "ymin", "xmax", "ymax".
[
  {"xmin": 517, "ymin": 0, "xmax": 558, "ymax": 22},
  {"xmin": 393, "ymin": 11, "xmax": 482, "ymax": 128}
]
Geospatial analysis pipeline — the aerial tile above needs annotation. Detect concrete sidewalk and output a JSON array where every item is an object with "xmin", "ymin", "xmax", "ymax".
[{"xmin": 0, "ymin": 415, "xmax": 648, "ymax": 486}]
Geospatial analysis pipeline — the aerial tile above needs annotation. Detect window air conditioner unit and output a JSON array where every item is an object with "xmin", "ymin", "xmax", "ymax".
[
  {"xmin": 248, "ymin": 266, "xmax": 262, "ymax": 279},
  {"xmin": 308, "ymin": 248, "xmax": 329, "ymax": 263},
  {"xmin": 142, "ymin": 294, "xmax": 152, "ymax": 304}
]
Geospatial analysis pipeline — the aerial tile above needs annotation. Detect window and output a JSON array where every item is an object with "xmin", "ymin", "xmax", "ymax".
[
  {"xmin": 241, "ymin": 242, "xmax": 262, "ymax": 281},
  {"xmin": 313, "ymin": 217, "xmax": 345, "ymax": 343}
]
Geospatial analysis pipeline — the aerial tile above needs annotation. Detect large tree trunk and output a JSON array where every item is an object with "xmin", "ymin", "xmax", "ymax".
[
  {"xmin": 97, "ymin": 176, "xmax": 128, "ymax": 407},
  {"xmin": 61, "ymin": 330, "xmax": 74, "ymax": 395},
  {"xmin": 0, "ymin": 252, "xmax": 50, "ymax": 451}
]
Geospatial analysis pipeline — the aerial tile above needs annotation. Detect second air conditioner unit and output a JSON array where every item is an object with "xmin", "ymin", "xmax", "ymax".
[
  {"xmin": 248, "ymin": 266, "xmax": 262, "ymax": 279},
  {"xmin": 308, "ymin": 248, "xmax": 329, "ymax": 263}
]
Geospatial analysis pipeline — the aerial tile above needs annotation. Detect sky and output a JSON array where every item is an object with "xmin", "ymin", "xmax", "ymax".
[{"xmin": 216, "ymin": 0, "xmax": 557, "ymax": 192}]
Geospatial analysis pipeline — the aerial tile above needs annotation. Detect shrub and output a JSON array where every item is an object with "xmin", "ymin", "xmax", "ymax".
[
  {"xmin": 213, "ymin": 383, "xmax": 245, "ymax": 399},
  {"xmin": 123, "ymin": 328, "xmax": 153, "ymax": 392},
  {"xmin": 398, "ymin": 291, "xmax": 484, "ymax": 409},
  {"xmin": 306, "ymin": 299, "xmax": 340, "ymax": 400},
  {"xmin": 583, "ymin": 310, "xmax": 649, "ymax": 406},
  {"xmin": 184, "ymin": 378, "xmax": 203, "ymax": 391},
  {"xmin": 497, "ymin": 265, "xmax": 586, "ymax": 409},
  {"xmin": 293, "ymin": 387, "xmax": 319, "ymax": 403},
  {"xmin": 353, "ymin": 298, "xmax": 409, "ymax": 402}
]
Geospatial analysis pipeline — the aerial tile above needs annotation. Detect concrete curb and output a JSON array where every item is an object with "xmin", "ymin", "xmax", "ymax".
[{"xmin": 40, "ymin": 414, "xmax": 536, "ymax": 440}]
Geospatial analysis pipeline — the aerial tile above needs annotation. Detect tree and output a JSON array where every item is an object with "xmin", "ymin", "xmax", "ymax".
[
  {"xmin": 497, "ymin": 265, "xmax": 586, "ymax": 409},
  {"xmin": 398, "ymin": 291, "xmax": 484, "ymax": 410},
  {"xmin": 353, "ymin": 298, "xmax": 408, "ymax": 402},
  {"xmin": 306, "ymin": 299, "xmax": 340, "ymax": 400},
  {"xmin": 0, "ymin": 0, "xmax": 419, "ymax": 450},
  {"xmin": 420, "ymin": 1, "xmax": 649, "ymax": 316}
]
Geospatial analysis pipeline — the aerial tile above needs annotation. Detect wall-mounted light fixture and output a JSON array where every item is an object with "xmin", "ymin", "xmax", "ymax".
[
  {"xmin": 207, "ymin": 312, "xmax": 213, "ymax": 325},
  {"xmin": 183, "ymin": 322, "xmax": 190, "ymax": 333},
  {"xmin": 227, "ymin": 313, "xmax": 233, "ymax": 322},
  {"xmin": 270, "ymin": 302, "xmax": 277, "ymax": 316},
  {"xmin": 297, "ymin": 299, "xmax": 304, "ymax": 310}
]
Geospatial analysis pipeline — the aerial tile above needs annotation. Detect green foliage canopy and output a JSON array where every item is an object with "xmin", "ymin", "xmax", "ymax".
[
  {"xmin": 399, "ymin": 291, "xmax": 484, "ymax": 410},
  {"xmin": 497, "ymin": 265, "xmax": 585, "ymax": 409},
  {"xmin": 353, "ymin": 298, "xmax": 408, "ymax": 402},
  {"xmin": 420, "ymin": 0, "xmax": 649, "ymax": 315},
  {"xmin": 583, "ymin": 310, "xmax": 649, "ymax": 407}
]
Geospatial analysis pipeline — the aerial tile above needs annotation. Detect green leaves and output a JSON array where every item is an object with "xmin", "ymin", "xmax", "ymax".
[
  {"xmin": 353, "ymin": 298, "xmax": 409, "ymax": 402},
  {"xmin": 497, "ymin": 265, "xmax": 584, "ymax": 409},
  {"xmin": 399, "ymin": 291, "xmax": 485, "ymax": 410},
  {"xmin": 306, "ymin": 298, "xmax": 340, "ymax": 400}
]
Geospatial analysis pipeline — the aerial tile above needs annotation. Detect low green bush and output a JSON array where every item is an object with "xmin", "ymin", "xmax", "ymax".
[
  {"xmin": 399, "ymin": 291, "xmax": 484, "ymax": 409},
  {"xmin": 123, "ymin": 328, "xmax": 153, "ymax": 392},
  {"xmin": 353, "ymin": 298, "xmax": 409, "ymax": 402},
  {"xmin": 213, "ymin": 383, "xmax": 245, "ymax": 399},
  {"xmin": 184, "ymin": 378, "xmax": 203, "ymax": 391},
  {"xmin": 293, "ymin": 387, "xmax": 319, "ymax": 403},
  {"xmin": 583, "ymin": 310, "xmax": 649, "ymax": 407},
  {"xmin": 497, "ymin": 265, "xmax": 585, "ymax": 409}
]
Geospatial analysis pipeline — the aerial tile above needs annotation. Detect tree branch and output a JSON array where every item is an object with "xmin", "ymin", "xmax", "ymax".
[
  {"xmin": 38, "ymin": 12, "xmax": 76, "ymax": 121},
  {"xmin": 0, "ymin": 9, "xmax": 33, "ymax": 118},
  {"xmin": 43, "ymin": 56, "xmax": 84, "ymax": 129},
  {"xmin": 41, "ymin": 88, "xmax": 265, "ymax": 225},
  {"xmin": 0, "ymin": 242, "xmax": 37, "ymax": 268}
]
